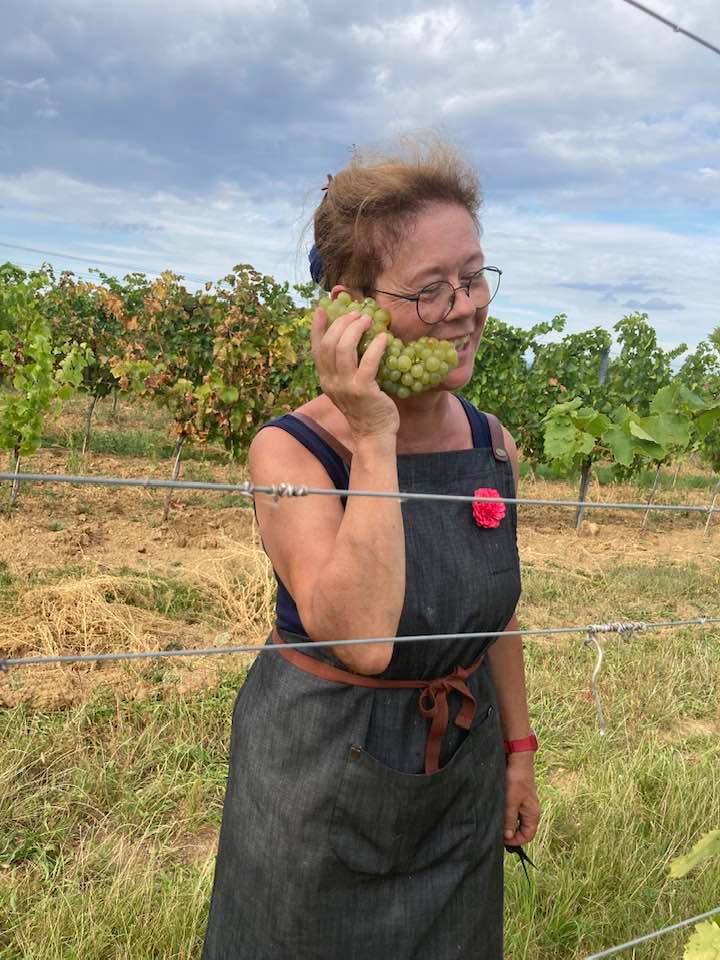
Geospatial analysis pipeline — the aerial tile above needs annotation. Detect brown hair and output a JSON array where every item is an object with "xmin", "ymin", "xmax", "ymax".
[{"xmin": 312, "ymin": 136, "xmax": 482, "ymax": 293}]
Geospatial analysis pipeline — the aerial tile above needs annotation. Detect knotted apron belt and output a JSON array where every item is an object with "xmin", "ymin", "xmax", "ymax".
[{"xmin": 271, "ymin": 627, "xmax": 486, "ymax": 774}]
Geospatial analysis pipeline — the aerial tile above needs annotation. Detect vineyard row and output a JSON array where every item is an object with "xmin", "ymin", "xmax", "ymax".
[{"xmin": 1, "ymin": 260, "xmax": 719, "ymax": 507}]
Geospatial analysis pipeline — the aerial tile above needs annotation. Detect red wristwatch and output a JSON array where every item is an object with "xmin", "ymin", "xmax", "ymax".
[{"xmin": 504, "ymin": 733, "xmax": 538, "ymax": 755}]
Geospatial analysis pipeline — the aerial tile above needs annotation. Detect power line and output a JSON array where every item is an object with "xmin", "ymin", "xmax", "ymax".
[
  {"xmin": 619, "ymin": 0, "xmax": 720, "ymax": 58},
  {"xmin": 0, "ymin": 240, "xmax": 210, "ymax": 285},
  {"xmin": 5, "ymin": 258, "xmax": 104, "ymax": 284},
  {"xmin": 0, "ymin": 616, "xmax": 716, "ymax": 672},
  {"xmin": 0, "ymin": 471, "xmax": 717, "ymax": 516},
  {"xmin": 585, "ymin": 904, "xmax": 720, "ymax": 959}
]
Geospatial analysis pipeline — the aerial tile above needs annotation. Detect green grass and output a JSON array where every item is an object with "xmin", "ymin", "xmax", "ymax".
[
  {"xmin": 40, "ymin": 427, "xmax": 231, "ymax": 465},
  {"xmin": 519, "ymin": 460, "xmax": 717, "ymax": 492},
  {"xmin": 0, "ymin": 674, "xmax": 245, "ymax": 959},
  {"xmin": 110, "ymin": 568, "xmax": 224, "ymax": 625},
  {"xmin": 0, "ymin": 559, "xmax": 13, "ymax": 590},
  {"xmin": 1, "ymin": 560, "xmax": 718, "ymax": 958}
]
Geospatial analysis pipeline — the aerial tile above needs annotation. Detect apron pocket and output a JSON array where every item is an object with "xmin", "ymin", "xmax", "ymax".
[{"xmin": 329, "ymin": 706, "xmax": 495, "ymax": 876}]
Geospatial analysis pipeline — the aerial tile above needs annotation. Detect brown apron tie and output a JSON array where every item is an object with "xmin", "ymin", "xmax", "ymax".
[{"xmin": 271, "ymin": 627, "xmax": 485, "ymax": 774}]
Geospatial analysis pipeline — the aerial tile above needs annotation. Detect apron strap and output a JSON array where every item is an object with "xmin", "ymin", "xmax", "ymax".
[
  {"xmin": 271, "ymin": 627, "xmax": 485, "ymax": 774},
  {"xmin": 483, "ymin": 412, "xmax": 509, "ymax": 463},
  {"xmin": 291, "ymin": 412, "xmax": 353, "ymax": 465},
  {"xmin": 293, "ymin": 407, "xmax": 509, "ymax": 465}
]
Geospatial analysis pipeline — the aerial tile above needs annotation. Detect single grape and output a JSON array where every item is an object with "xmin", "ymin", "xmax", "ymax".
[{"xmin": 397, "ymin": 355, "xmax": 412, "ymax": 372}]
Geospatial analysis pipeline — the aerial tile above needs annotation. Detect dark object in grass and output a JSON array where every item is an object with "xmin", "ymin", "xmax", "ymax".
[{"xmin": 505, "ymin": 843, "xmax": 536, "ymax": 885}]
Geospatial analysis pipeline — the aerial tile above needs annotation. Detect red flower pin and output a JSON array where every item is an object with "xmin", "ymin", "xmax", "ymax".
[{"xmin": 472, "ymin": 487, "xmax": 506, "ymax": 528}]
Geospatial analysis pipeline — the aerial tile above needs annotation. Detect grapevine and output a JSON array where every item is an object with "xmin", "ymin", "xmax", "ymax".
[
  {"xmin": 543, "ymin": 383, "xmax": 720, "ymax": 525},
  {"xmin": 0, "ymin": 265, "xmax": 89, "ymax": 505},
  {"xmin": 41, "ymin": 268, "xmax": 135, "ymax": 452}
]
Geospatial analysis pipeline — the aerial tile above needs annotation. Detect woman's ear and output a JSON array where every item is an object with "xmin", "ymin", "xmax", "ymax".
[{"xmin": 330, "ymin": 284, "xmax": 363, "ymax": 302}]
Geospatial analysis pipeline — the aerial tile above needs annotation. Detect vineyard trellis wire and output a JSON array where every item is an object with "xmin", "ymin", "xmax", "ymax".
[
  {"xmin": 1, "ymin": 578, "xmax": 717, "ymax": 735},
  {"xmin": 1, "ymin": 470, "xmax": 719, "ymax": 517},
  {"xmin": 2, "ymin": 617, "xmax": 717, "ymax": 672},
  {"xmin": 585, "ymin": 905, "xmax": 720, "ymax": 959}
]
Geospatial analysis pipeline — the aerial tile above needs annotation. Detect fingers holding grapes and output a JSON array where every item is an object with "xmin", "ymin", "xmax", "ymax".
[
  {"xmin": 310, "ymin": 306, "xmax": 399, "ymax": 440},
  {"xmin": 307, "ymin": 293, "xmax": 461, "ymax": 439}
]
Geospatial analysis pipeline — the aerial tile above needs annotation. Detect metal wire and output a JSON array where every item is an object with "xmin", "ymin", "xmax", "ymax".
[
  {"xmin": 1, "ymin": 616, "xmax": 717, "ymax": 672},
  {"xmin": 0, "ymin": 241, "xmax": 211, "ymax": 285},
  {"xmin": 585, "ymin": 632, "xmax": 609, "ymax": 734},
  {"xmin": 619, "ymin": 0, "xmax": 720, "ymax": 58},
  {"xmin": 585, "ymin": 904, "xmax": 720, "ymax": 958},
  {"xmin": 1, "ymin": 471, "xmax": 717, "ymax": 515}
]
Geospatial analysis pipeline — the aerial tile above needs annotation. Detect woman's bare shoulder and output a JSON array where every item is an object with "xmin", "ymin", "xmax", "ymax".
[{"xmin": 249, "ymin": 396, "xmax": 349, "ymax": 483}]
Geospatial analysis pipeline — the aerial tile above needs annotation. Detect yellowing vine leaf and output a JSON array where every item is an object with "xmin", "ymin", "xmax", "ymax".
[
  {"xmin": 670, "ymin": 830, "xmax": 720, "ymax": 878},
  {"xmin": 684, "ymin": 920, "xmax": 720, "ymax": 960}
]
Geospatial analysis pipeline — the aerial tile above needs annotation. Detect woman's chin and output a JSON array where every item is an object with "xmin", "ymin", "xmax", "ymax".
[{"xmin": 443, "ymin": 354, "xmax": 475, "ymax": 391}]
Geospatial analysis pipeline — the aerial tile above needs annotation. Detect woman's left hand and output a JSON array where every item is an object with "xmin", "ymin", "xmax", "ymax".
[{"xmin": 503, "ymin": 754, "xmax": 541, "ymax": 846}]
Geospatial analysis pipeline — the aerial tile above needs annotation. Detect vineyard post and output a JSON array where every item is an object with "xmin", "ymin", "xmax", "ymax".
[
  {"xmin": 111, "ymin": 388, "xmax": 119, "ymax": 419},
  {"xmin": 8, "ymin": 446, "xmax": 21, "ymax": 509},
  {"xmin": 642, "ymin": 465, "xmax": 663, "ymax": 529},
  {"xmin": 575, "ymin": 347, "xmax": 610, "ymax": 529},
  {"xmin": 82, "ymin": 394, "xmax": 100, "ymax": 454},
  {"xmin": 704, "ymin": 477, "xmax": 720, "ymax": 535},
  {"xmin": 162, "ymin": 434, "xmax": 187, "ymax": 522}
]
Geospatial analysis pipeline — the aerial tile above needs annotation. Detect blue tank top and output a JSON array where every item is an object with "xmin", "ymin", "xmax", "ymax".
[{"xmin": 259, "ymin": 395, "xmax": 492, "ymax": 638}]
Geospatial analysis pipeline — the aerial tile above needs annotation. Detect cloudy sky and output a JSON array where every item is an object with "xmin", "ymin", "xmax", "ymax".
[{"xmin": 1, "ymin": 0, "xmax": 718, "ymax": 352}]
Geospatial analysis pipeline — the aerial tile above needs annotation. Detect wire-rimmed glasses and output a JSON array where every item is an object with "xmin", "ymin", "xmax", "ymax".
[{"xmin": 370, "ymin": 266, "xmax": 502, "ymax": 326}]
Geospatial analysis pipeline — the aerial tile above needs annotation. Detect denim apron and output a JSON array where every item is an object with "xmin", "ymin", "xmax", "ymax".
[{"xmin": 203, "ymin": 400, "xmax": 521, "ymax": 959}]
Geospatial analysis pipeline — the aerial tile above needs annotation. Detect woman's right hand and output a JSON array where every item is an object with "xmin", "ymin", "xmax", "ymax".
[{"xmin": 310, "ymin": 307, "xmax": 400, "ymax": 440}]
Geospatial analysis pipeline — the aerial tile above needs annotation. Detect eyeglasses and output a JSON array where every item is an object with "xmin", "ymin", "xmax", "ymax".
[{"xmin": 370, "ymin": 266, "xmax": 502, "ymax": 326}]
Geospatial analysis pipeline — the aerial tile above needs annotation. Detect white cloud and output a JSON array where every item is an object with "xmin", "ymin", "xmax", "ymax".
[
  {"xmin": 483, "ymin": 200, "xmax": 719, "ymax": 348},
  {"xmin": 0, "ymin": 169, "xmax": 305, "ymax": 285}
]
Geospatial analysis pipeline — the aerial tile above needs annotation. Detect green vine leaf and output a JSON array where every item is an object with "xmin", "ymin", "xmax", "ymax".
[
  {"xmin": 628, "ymin": 419, "xmax": 658, "ymax": 442},
  {"xmin": 641, "ymin": 413, "xmax": 691, "ymax": 448},
  {"xmin": 603, "ymin": 425, "xmax": 635, "ymax": 466}
]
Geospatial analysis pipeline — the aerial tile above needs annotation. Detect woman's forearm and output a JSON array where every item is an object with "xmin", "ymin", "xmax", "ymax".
[
  {"xmin": 486, "ymin": 614, "xmax": 533, "ymax": 741},
  {"xmin": 307, "ymin": 434, "xmax": 405, "ymax": 674}
]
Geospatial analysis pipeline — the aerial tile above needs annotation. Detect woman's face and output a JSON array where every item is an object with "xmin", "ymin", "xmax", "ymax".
[{"xmin": 370, "ymin": 202, "xmax": 488, "ymax": 392}]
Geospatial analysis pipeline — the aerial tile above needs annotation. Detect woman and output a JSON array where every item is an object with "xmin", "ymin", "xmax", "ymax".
[{"xmin": 203, "ymin": 141, "xmax": 540, "ymax": 959}]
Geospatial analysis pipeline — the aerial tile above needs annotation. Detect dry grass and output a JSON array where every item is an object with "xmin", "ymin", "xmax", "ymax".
[
  {"xmin": 182, "ymin": 526, "xmax": 275, "ymax": 636},
  {"xmin": 0, "ymin": 528, "xmax": 276, "ymax": 709}
]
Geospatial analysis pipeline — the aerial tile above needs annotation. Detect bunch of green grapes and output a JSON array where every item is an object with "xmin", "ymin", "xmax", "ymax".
[{"xmin": 315, "ymin": 292, "xmax": 458, "ymax": 399}]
